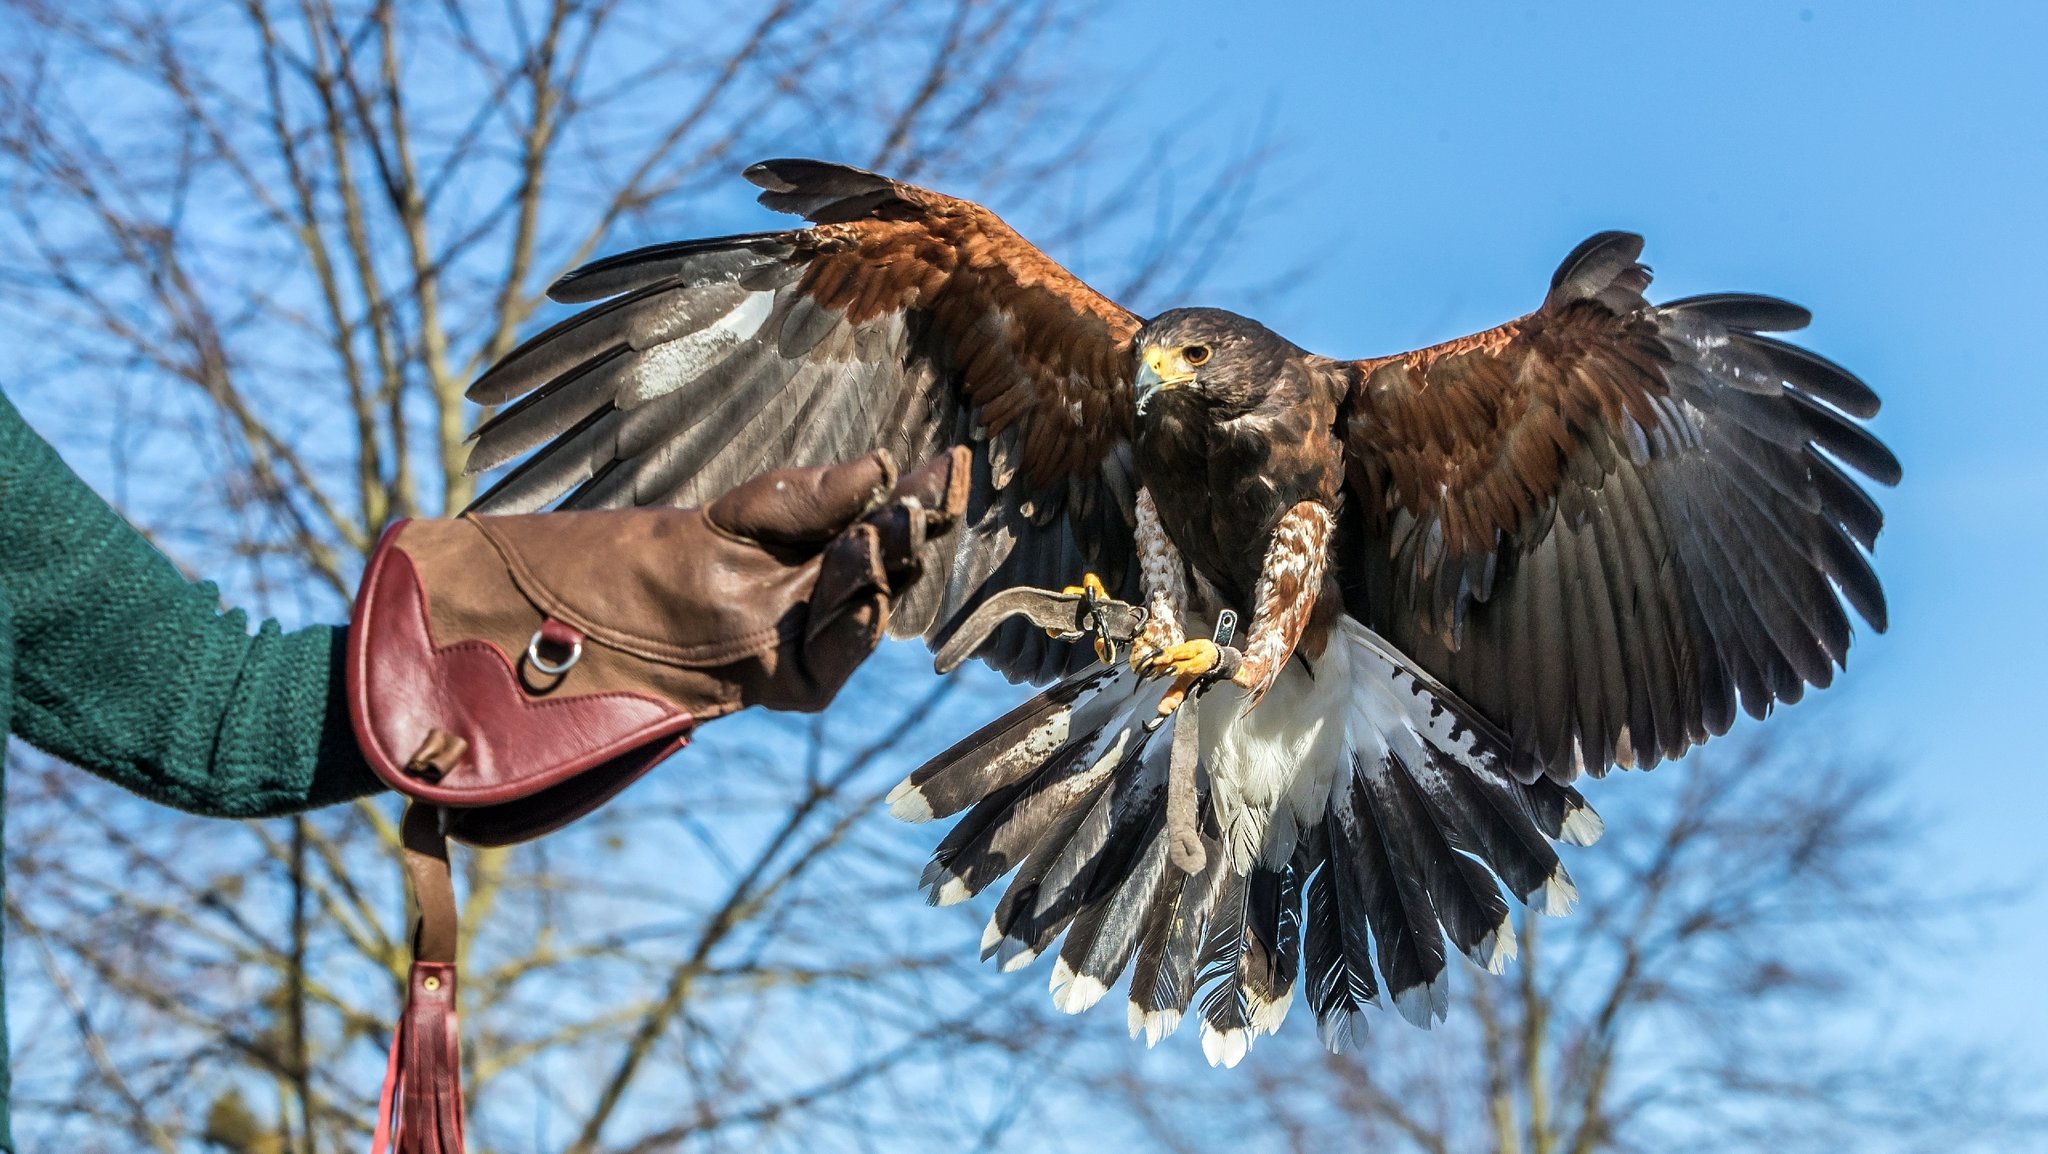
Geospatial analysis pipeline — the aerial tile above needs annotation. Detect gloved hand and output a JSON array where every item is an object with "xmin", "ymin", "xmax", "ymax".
[
  {"xmin": 363, "ymin": 444, "xmax": 972, "ymax": 739},
  {"xmin": 686, "ymin": 443, "xmax": 971, "ymax": 713}
]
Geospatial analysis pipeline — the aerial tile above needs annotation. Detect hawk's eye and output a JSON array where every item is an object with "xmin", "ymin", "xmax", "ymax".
[{"xmin": 1183, "ymin": 344, "xmax": 1211, "ymax": 367}]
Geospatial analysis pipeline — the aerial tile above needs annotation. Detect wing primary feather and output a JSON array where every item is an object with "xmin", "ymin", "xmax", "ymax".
[
  {"xmin": 1545, "ymin": 231, "xmax": 1649, "ymax": 310},
  {"xmin": 1592, "ymin": 476, "xmax": 1676, "ymax": 764},
  {"xmin": 1811, "ymin": 453, "xmax": 1886, "ymax": 550},
  {"xmin": 1662, "ymin": 293, "xmax": 1813, "ymax": 334},
  {"xmin": 1573, "ymin": 519, "xmax": 1630, "ymax": 771},
  {"xmin": 744, "ymin": 158, "xmax": 919, "ymax": 223},
  {"xmin": 1742, "ymin": 332, "xmax": 1882, "ymax": 419},
  {"xmin": 1784, "ymin": 388, "xmax": 1902, "ymax": 486},
  {"xmin": 1815, "ymin": 518, "xmax": 1890, "ymax": 632},
  {"xmin": 464, "ymin": 347, "xmax": 633, "ymax": 473},
  {"xmin": 466, "ymin": 405, "xmax": 624, "ymax": 514},
  {"xmin": 547, "ymin": 234, "xmax": 797, "ymax": 303},
  {"xmin": 1696, "ymin": 462, "xmax": 1840, "ymax": 687},
  {"xmin": 1528, "ymin": 536, "xmax": 1572, "ymax": 769},
  {"xmin": 1689, "ymin": 473, "xmax": 1805, "ymax": 713},
  {"xmin": 469, "ymin": 281, "xmax": 688, "ymax": 406}
]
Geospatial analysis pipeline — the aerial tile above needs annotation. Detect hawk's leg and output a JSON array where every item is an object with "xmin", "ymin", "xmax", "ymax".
[
  {"xmin": 1132, "ymin": 498, "xmax": 1336, "ymax": 703},
  {"xmin": 1230, "ymin": 500, "xmax": 1338, "ymax": 704},
  {"xmin": 1128, "ymin": 486, "xmax": 1190, "ymax": 670},
  {"xmin": 1129, "ymin": 495, "xmax": 1340, "ymax": 717}
]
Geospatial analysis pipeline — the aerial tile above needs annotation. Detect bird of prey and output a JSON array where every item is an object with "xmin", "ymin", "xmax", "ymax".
[{"xmin": 465, "ymin": 160, "xmax": 1896, "ymax": 1065}]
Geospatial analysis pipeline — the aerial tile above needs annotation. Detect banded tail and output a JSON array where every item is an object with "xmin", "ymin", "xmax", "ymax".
[{"xmin": 888, "ymin": 618, "xmax": 1602, "ymax": 1065}]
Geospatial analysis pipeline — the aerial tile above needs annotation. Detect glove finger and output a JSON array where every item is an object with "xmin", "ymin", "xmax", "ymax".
[
  {"xmin": 887, "ymin": 444, "xmax": 972, "ymax": 536},
  {"xmin": 807, "ymin": 522, "xmax": 889, "ymax": 645},
  {"xmin": 800, "ymin": 600, "xmax": 886, "ymax": 709},
  {"xmin": 802, "ymin": 523, "xmax": 891, "ymax": 701},
  {"xmin": 706, "ymin": 449, "xmax": 897, "ymax": 545},
  {"xmin": 864, "ymin": 498, "xmax": 927, "ymax": 586},
  {"xmin": 859, "ymin": 444, "xmax": 969, "ymax": 587}
]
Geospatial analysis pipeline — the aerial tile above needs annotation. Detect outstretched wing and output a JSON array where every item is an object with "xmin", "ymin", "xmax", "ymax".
[
  {"xmin": 465, "ymin": 160, "xmax": 1143, "ymax": 682},
  {"xmin": 1340, "ymin": 232, "xmax": 1898, "ymax": 780}
]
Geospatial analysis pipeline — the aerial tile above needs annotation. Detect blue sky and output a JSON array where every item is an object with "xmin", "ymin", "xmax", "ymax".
[
  {"xmin": 1040, "ymin": 0, "xmax": 2048, "ymax": 1060},
  {"xmin": 6, "ymin": 0, "xmax": 2040, "ymax": 1138}
]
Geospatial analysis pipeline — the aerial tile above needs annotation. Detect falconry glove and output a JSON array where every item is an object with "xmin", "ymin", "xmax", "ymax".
[{"xmin": 348, "ymin": 445, "xmax": 970, "ymax": 1154}]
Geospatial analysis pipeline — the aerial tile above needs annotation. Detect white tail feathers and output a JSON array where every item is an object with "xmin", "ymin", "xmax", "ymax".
[{"xmin": 889, "ymin": 614, "xmax": 1602, "ymax": 1066}]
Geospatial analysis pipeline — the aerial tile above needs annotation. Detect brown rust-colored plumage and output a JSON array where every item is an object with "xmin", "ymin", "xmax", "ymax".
[
  {"xmin": 795, "ymin": 202, "xmax": 1141, "ymax": 488},
  {"xmin": 1347, "ymin": 302, "xmax": 1668, "ymax": 563},
  {"xmin": 1236, "ymin": 501, "xmax": 1337, "ymax": 698}
]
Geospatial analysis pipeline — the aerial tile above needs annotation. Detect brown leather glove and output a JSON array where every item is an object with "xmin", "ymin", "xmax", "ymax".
[
  {"xmin": 349, "ymin": 446, "xmax": 971, "ymax": 1154},
  {"xmin": 347, "ymin": 445, "xmax": 972, "ymax": 845}
]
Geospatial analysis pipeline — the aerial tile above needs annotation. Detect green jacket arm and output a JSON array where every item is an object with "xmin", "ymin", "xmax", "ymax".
[{"xmin": 1, "ymin": 391, "xmax": 382, "ymax": 816}]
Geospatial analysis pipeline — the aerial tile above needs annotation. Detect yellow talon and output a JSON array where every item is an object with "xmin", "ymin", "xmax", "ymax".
[
  {"xmin": 1050, "ymin": 571, "xmax": 1115, "ymax": 663},
  {"xmin": 1156, "ymin": 672, "xmax": 1201, "ymax": 718},
  {"xmin": 1139, "ymin": 638, "xmax": 1220, "ymax": 680},
  {"xmin": 1058, "ymin": 572, "xmax": 1111, "ymax": 601}
]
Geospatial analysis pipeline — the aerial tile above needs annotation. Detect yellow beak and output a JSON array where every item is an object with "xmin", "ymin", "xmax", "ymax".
[{"xmin": 1136, "ymin": 346, "xmax": 1196, "ymax": 413}]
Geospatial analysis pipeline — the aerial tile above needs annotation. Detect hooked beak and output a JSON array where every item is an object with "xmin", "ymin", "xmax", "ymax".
[{"xmin": 1135, "ymin": 346, "xmax": 1197, "ymax": 415}]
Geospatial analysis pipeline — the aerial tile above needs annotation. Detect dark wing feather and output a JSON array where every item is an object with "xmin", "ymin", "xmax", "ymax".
[
  {"xmin": 465, "ymin": 160, "xmax": 1143, "ymax": 681},
  {"xmin": 1297, "ymin": 827, "xmax": 1375, "ymax": 1051},
  {"xmin": 1341, "ymin": 232, "xmax": 1896, "ymax": 779}
]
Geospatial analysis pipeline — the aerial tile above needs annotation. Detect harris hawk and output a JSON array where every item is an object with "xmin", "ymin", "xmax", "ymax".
[{"xmin": 464, "ymin": 160, "xmax": 1896, "ymax": 1065}]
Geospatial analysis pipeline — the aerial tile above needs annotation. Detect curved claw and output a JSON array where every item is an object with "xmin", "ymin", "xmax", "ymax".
[
  {"xmin": 1050, "ymin": 572, "xmax": 1118, "ymax": 664},
  {"xmin": 1047, "ymin": 572, "xmax": 1111, "ymax": 642},
  {"xmin": 1060, "ymin": 572, "xmax": 1112, "ymax": 602},
  {"xmin": 1137, "ymin": 638, "xmax": 1220, "ymax": 680}
]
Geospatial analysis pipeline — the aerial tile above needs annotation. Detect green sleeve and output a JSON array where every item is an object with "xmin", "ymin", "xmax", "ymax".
[{"xmin": 0, "ymin": 390, "xmax": 382, "ymax": 816}]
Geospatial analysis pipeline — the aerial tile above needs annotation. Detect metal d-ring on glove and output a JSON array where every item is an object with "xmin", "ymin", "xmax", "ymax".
[{"xmin": 523, "ymin": 620, "xmax": 585, "ymax": 676}]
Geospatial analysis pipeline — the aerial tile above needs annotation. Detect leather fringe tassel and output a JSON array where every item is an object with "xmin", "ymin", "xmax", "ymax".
[
  {"xmin": 372, "ymin": 804, "xmax": 466, "ymax": 1153},
  {"xmin": 372, "ymin": 963, "xmax": 465, "ymax": 1153}
]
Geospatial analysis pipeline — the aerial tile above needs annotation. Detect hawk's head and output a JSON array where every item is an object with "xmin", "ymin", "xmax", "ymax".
[{"xmin": 1133, "ymin": 308, "xmax": 1308, "ymax": 418}]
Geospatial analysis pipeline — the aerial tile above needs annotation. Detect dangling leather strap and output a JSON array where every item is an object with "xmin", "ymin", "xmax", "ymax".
[
  {"xmin": 400, "ymin": 803, "xmax": 458, "ymax": 966},
  {"xmin": 371, "ymin": 803, "xmax": 466, "ymax": 1154},
  {"xmin": 1166, "ymin": 693, "xmax": 1206, "ymax": 876}
]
